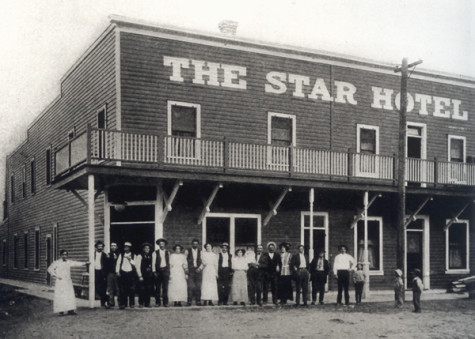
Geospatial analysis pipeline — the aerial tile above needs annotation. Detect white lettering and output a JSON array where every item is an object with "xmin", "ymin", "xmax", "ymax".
[
  {"xmin": 335, "ymin": 81, "xmax": 357, "ymax": 105},
  {"xmin": 371, "ymin": 87, "xmax": 393, "ymax": 110},
  {"xmin": 308, "ymin": 78, "xmax": 333, "ymax": 101},
  {"xmin": 265, "ymin": 72, "xmax": 287, "ymax": 94},
  {"xmin": 288, "ymin": 74, "xmax": 310, "ymax": 98},
  {"xmin": 394, "ymin": 93, "xmax": 414, "ymax": 112},
  {"xmin": 451, "ymin": 99, "xmax": 468, "ymax": 121},
  {"xmin": 221, "ymin": 64, "xmax": 247, "ymax": 89},
  {"xmin": 163, "ymin": 56, "xmax": 189, "ymax": 82},
  {"xmin": 415, "ymin": 94, "xmax": 432, "ymax": 115},
  {"xmin": 191, "ymin": 60, "xmax": 220, "ymax": 86},
  {"xmin": 433, "ymin": 96, "xmax": 451, "ymax": 118}
]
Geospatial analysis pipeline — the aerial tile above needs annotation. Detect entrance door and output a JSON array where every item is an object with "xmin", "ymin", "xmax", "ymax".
[
  {"xmin": 405, "ymin": 216, "xmax": 430, "ymax": 289},
  {"xmin": 110, "ymin": 224, "xmax": 155, "ymax": 254},
  {"xmin": 46, "ymin": 235, "xmax": 52, "ymax": 285},
  {"xmin": 204, "ymin": 214, "xmax": 261, "ymax": 254}
]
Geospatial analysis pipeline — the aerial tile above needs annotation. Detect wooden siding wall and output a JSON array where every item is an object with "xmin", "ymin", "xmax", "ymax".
[
  {"xmin": 1, "ymin": 29, "xmax": 116, "ymax": 283},
  {"xmin": 120, "ymin": 32, "xmax": 475, "ymax": 160}
]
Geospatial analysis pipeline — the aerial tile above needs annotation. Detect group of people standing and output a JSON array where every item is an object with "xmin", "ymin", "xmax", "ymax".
[{"xmin": 47, "ymin": 239, "xmax": 424, "ymax": 315}]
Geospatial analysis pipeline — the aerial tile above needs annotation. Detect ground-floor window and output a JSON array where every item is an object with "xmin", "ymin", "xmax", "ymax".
[
  {"xmin": 354, "ymin": 217, "xmax": 383, "ymax": 275},
  {"xmin": 34, "ymin": 228, "xmax": 40, "ymax": 270},
  {"xmin": 13, "ymin": 234, "xmax": 18, "ymax": 269},
  {"xmin": 300, "ymin": 212, "xmax": 329, "ymax": 260},
  {"xmin": 2, "ymin": 239, "xmax": 6, "ymax": 266},
  {"xmin": 446, "ymin": 220, "xmax": 469, "ymax": 273},
  {"xmin": 204, "ymin": 214, "xmax": 261, "ymax": 254},
  {"xmin": 24, "ymin": 232, "xmax": 28, "ymax": 269}
]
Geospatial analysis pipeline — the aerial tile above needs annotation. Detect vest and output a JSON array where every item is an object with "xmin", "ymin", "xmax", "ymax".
[{"xmin": 141, "ymin": 254, "xmax": 153, "ymax": 278}]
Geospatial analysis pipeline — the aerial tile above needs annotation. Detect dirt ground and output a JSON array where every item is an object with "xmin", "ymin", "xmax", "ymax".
[{"xmin": 1, "ymin": 284, "xmax": 474, "ymax": 339}]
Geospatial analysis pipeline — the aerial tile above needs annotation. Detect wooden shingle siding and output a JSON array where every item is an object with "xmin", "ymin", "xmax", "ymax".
[{"xmin": 2, "ymin": 28, "xmax": 116, "ymax": 283}]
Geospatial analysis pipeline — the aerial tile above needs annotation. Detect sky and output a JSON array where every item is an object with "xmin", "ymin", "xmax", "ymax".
[{"xmin": 0, "ymin": 0, "xmax": 473, "ymax": 211}]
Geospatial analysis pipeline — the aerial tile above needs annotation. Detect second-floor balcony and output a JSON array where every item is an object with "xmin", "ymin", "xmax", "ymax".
[{"xmin": 53, "ymin": 127, "xmax": 475, "ymax": 188}]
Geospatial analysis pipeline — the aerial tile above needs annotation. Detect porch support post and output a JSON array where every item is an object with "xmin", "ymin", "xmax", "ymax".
[
  {"xmin": 263, "ymin": 187, "xmax": 292, "ymax": 227},
  {"xmin": 444, "ymin": 200, "xmax": 474, "ymax": 230},
  {"xmin": 88, "ymin": 174, "xmax": 95, "ymax": 308},
  {"xmin": 363, "ymin": 191, "xmax": 370, "ymax": 298},
  {"xmin": 350, "ymin": 193, "xmax": 381, "ymax": 229},
  {"xmin": 104, "ymin": 189, "xmax": 110, "ymax": 252},
  {"xmin": 198, "ymin": 183, "xmax": 223, "ymax": 225},
  {"xmin": 155, "ymin": 184, "xmax": 165, "ymax": 250},
  {"xmin": 309, "ymin": 188, "xmax": 315, "ymax": 262},
  {"xmin": 404, "ymin": 196, "xmax": 433, "ymax": 228}
]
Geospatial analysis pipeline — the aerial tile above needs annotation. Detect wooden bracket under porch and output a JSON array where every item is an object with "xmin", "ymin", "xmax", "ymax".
[
  {"xmin": 445, "ymin": 200, "xmax": 474, "ymax": 230},
  {"xmin": 404, "ymin": 196, "xmax": 433, "ymax": 228},
  {"xmin": 197, "ymin": 183, "xmax": 223, "ymax": 225},
  {"xmin": 350, "ymin": 193, "xmax": 382, "ymax": 229},
  {"xmin": 263, "ymin": 186, "xmax": 292, "ymax": 226}
]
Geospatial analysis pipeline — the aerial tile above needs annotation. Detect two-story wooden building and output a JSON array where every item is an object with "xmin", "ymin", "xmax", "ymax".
[{"xmin": 1, "ymin": 16, "xmax": 474, "ymax": 294}]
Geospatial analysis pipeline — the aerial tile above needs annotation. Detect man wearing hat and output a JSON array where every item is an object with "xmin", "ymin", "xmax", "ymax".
[
  {"xmin": 309, "ymin": 250, "xmax": 330, "ymax": 305},
  {"xmin": 136, "ymin": 242, "xmax": 154, "ymax": 307},
  {"xmin": 94, "ymin": 240, "xmax": 109, "ymax": 308},
  {"xmin": 105, "ymin": 242, "xmax": 120, "ymax": 308},
  {"xmin": 186, "ymin": 239, "xmax": 202, "ymax": 306},
  {"xmin": 116, "ymin": 242, "xmax": 136, "ymax": 309},
  {"xmin": 152, "ymin": 238, "xmax": 170, "ymax": 307},
  {"xmin": 263, "ymin": 241, "xmax": 281, "ymax": 305},
  {"xmin": 218, "ymin": 242, "xmax": 233, "ymax": 305},
  {"xmin": 291, "ymin": 244, "xmax": 310, "ymax": 306}
]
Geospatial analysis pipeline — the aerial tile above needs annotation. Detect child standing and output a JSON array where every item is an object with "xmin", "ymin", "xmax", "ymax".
[
  {"xmin": 412, "ymin": 268, "xmax": 423, "ymax": 313},
  {"xmin": 394, "ymin": 269, "xmax": 404, "ymax": 308},
  {"xmin": 353, "ymin": 263, "xmax": 366, "ymax": 304}
]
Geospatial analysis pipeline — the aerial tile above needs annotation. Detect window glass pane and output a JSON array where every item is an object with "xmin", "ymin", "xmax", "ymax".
[
  {"xmin": 30, "ymin": 160, "xmax": 36, "ymax": 193},
  {"xmin": 407, "ymin": 126, "xmax": 422, "ymax": 137},
  {"xmin": 24, "ymin": 234, "xmax": 28, "ymax": 268},
  {"xmin": 357, "ymin": 220, "xmax": 381, "ymax": 271},
  {"xmin": 172, "ymin": 106, "xmax": 196, "ymax": 136},
  {"xmin": 449, "ymin": 223, "xmax": 467, "ymax": 269},
  {"xmin": 360, "ymin": 128, "xmax": 376, "ymax": 154},
  {"xmin": 35, "ymin": 231, "xmax": 40, "ymax": 269},
  {"xmin": 271, "ymin": 117, "xmax": 292, "ymax": 145},
  {"xmin": 303, "ymin": 229, "xmax": 325, "ymax": 257},
  {"xmin": 206, "ymin": 217, "xmax": 230, "ymax": 249},
  {"xmin": 450, "ymin": 139, "xmax": 464, "ymax": 162},
  {"xmin": 303, "ymin": 214, "xmax": 325, "ymax": 228},
  {"xmin": 235, "ymin": 218, "xmax": 257, "ymax": 249},
  {"xmin": 407, "ymin": 219, "xmax": 424, "ymax": 230},
  {"xmin": 46, "ymin": 149, "xmax": 51, "ymax": 185}
]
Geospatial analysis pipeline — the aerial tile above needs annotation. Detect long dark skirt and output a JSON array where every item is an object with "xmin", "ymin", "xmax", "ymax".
[{"xmin": 277, "ymin": 275, "xmax": 293, "ymax": 302}]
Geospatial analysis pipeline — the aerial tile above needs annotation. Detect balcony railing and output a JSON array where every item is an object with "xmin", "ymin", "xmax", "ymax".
[{"xmin": 53, "ymin": 127, "xmax": 475, "ymax": 187}]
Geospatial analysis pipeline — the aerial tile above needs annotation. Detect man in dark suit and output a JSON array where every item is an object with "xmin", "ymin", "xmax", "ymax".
[
  {"xmin": 309, "ymin": 250, "xmax": 330, "ymax": 305},
  {"xmin": 247, "ymin": 244, "xmax": 268, "ymax": 306},
  {"xmin": 264, "ymin": 242, "xmax": 281, "ymax": 305},
  {"xmin": 186, "ymin": 239, "xmax": 202, "ymax": 306},
  {"xmin": 94, "ymin": 240, "xmax": 109, "ymax": 308},
  {"xmin": 152, "ymin": 238, "xmax": 170, "ymax": 307},
  {"xmin": 291, "ymin": 244, "xmax": 310, "ymax": 306},
  {"xmin": 218, "ymin": 242, "xmax": 233, "ymax": 305}
]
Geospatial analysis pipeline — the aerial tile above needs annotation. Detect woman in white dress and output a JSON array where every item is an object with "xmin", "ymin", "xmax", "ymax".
[
  {"xmin": 199, "ymin": 243, "xmax": 218, "ymax": 306},
  {"xmin": 231, "ymin": 248, "xmax": 248, "ymax": 306},
  {"xmin": 168, "ymin": 244, "xmax": 188, "ymax": 306},
  {"xmin": 47, "ymin": 249, "xmax": 88, "ymax": 315}
]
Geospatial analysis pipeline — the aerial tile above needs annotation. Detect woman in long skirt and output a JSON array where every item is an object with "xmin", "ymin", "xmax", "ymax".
[
  {"xmin": 277, "ymin": 242, "xmax": 293, "ymax": 305},
  {"xmin": 168, "ymin": 244, "xmax": 188, "ymax": 306},
  {"xmin": 47, "ymin": 249, "xmax": 88, "ymax": 315},
  {"xmin": 199, "ymin": 243, "xmax": 218, "ymax": 306},
  {"xmin": 231, "ymin": 248, "xmax": 248, "ymax": 305}
]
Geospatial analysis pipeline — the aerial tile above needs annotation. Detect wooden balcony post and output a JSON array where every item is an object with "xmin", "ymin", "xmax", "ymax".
[
  {"xmin": 86, "ymin": 124, "xmax": 91, "ymax": 165},
  {"xmin": 157, "ymin": 135, "xmax": 164, "ymax": 167},
  {"xmin": 434, "ymin": 157, "xmax": 438, "ymax": 188},
  {"xmin": 223, "ymin": 136, "xmax": 228, "ymax": 172},
  {"xmin": 288, "ymin": 146, "xmax": 294, "ymax": 177}
]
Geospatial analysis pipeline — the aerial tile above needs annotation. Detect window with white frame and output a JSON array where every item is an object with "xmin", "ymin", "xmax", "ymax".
[
  {"xmin": 167, "ymin": 101, "xmax": 201, "ymax": 159},
  {"xmin": 13, "ymin": 234, "xmax": 18, "ymax": 269},
  {"xmin": 448, "ymin": 135, "xmax": 465, "ymax": 163},
  {"xmin": 446, "ymin": 220, "xmax": 469, "ymax": 273},
  {"xmin": 45, "ymin": 147, "xmax": 52, "ymax": 185},
  {"xmin": 30, "ymin": 158, "xmax": 36, "ymax": 194},
  {"xmin": 22, "ymin": 165, "xmax": 27, "ymax": 199},
  {"xmin": 267, "ymin": 112, "xmax": 296, "ymax": 167},
  {"xmin": 354, "ymin": 217, "xmax": 383, "ymax": 274},
  {"xmin": 357, "ymin": 124, "xmax": 379, "ymax": 154}
]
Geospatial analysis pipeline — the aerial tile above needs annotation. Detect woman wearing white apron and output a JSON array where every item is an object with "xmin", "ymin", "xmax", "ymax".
[
  {"xmin": 199, "ymin": 243, "xmax": 218, "ymax": 305},
  {"xmin": 47, "ymin": 249, "xmax": 88, "ymax": 315},
  {"xmin": 168, "ymin": 244, "xmax": 188, "ymax": 306}
]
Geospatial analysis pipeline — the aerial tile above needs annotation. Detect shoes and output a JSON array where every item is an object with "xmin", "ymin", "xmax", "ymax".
[
  {"xmin": 258, "ymin": 303, "xmax": 263, "ymax": 307},
  {"xmin": 208, "ymin": 301, "xmax": 214, "ymax": 306},
  {"xmin": 319, "ymin": 301, "xmax": 324, "ymax": 305},
  {"xmin": 196, "ymin": 302, "xmax": 202, "ymax": 306},
  {"xmin": 119, "ymin": 305, "xmax": 125, "ymax": 309},
  {"xmin": 130, "ymin": 305, "xmax": 135, "ymax": 308},
  {"xmin": 67, "ymin": 311, "xmax": 78, "ymax": 315},
  {"xmin": 241, "ymin": 302, "xmax": 246, "ymax": 307},
  {"xmin": 303, "ymin": 303, "xmax": 308, "ymax": 307},
  {"xmin": 311, "ymin": 302, "xmax": 315, "ymax": 305},
  {"xmin": 58, "ymin": 312, "xmax": 65, "ymax": 316}
]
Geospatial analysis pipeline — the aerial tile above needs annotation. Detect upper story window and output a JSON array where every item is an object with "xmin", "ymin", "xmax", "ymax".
[
  {"xmin": 45, "ymin": 148, "xmax": 52, "ymax": 185},
  {"xmin": 448, "ymin": 135, "xmax": 465, "ymax": 163},
  {"xmin": 167, "ymin": 101, "xmax": 201, "ymax": 138},
  {"xmin": 22, "ymin": 165, "xmax": 27, "ymax": 199},
  {"xmin": 268, "ymin": 112, "xmax": 296, "ymax": 147},
  {"xmin": 34, "ymin": 228, "xmax": 40, "ymax": 270},
  {"xmin": 97, "ymin": 105, "xmax": 107, "ymax": 129},
  {"xmin": 68, "ymin": 128, "xmax": 76, "ymax": 141},
  {"xmin": 30, "ymin": 158, "xmax": 36, "ymax": 194},
  {"xmin": 445, "ymin": 220, "xmax": 469, "ymax": 273},
  {"xmin": 10, "ymin": 174, "xmax": 15, "ymax": 203},
  {"xmin": 24, "ymin": 232, "xmax": 28, "ymax": 269},
  {"xmin": 357, "ymin": 124, "xmax": 379, "ymax": 154}
]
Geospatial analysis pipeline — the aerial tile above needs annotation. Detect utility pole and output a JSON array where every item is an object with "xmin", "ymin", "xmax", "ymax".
[{"xmin": 394, "ymin": 58, "xmax": 422, "ymax": 273}]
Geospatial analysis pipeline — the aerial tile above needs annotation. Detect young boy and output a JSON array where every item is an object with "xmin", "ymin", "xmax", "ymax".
[
  {"xmin": 412, "ymin": 268, "xmax": 423, "ymax": 313},
  {"xmin": 394, "ymin": 269, "xmax": 404, "ymax": 308},
  {"xmin": 353, "ymin": 263, "xmax": 366, "ymax": 304}
]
